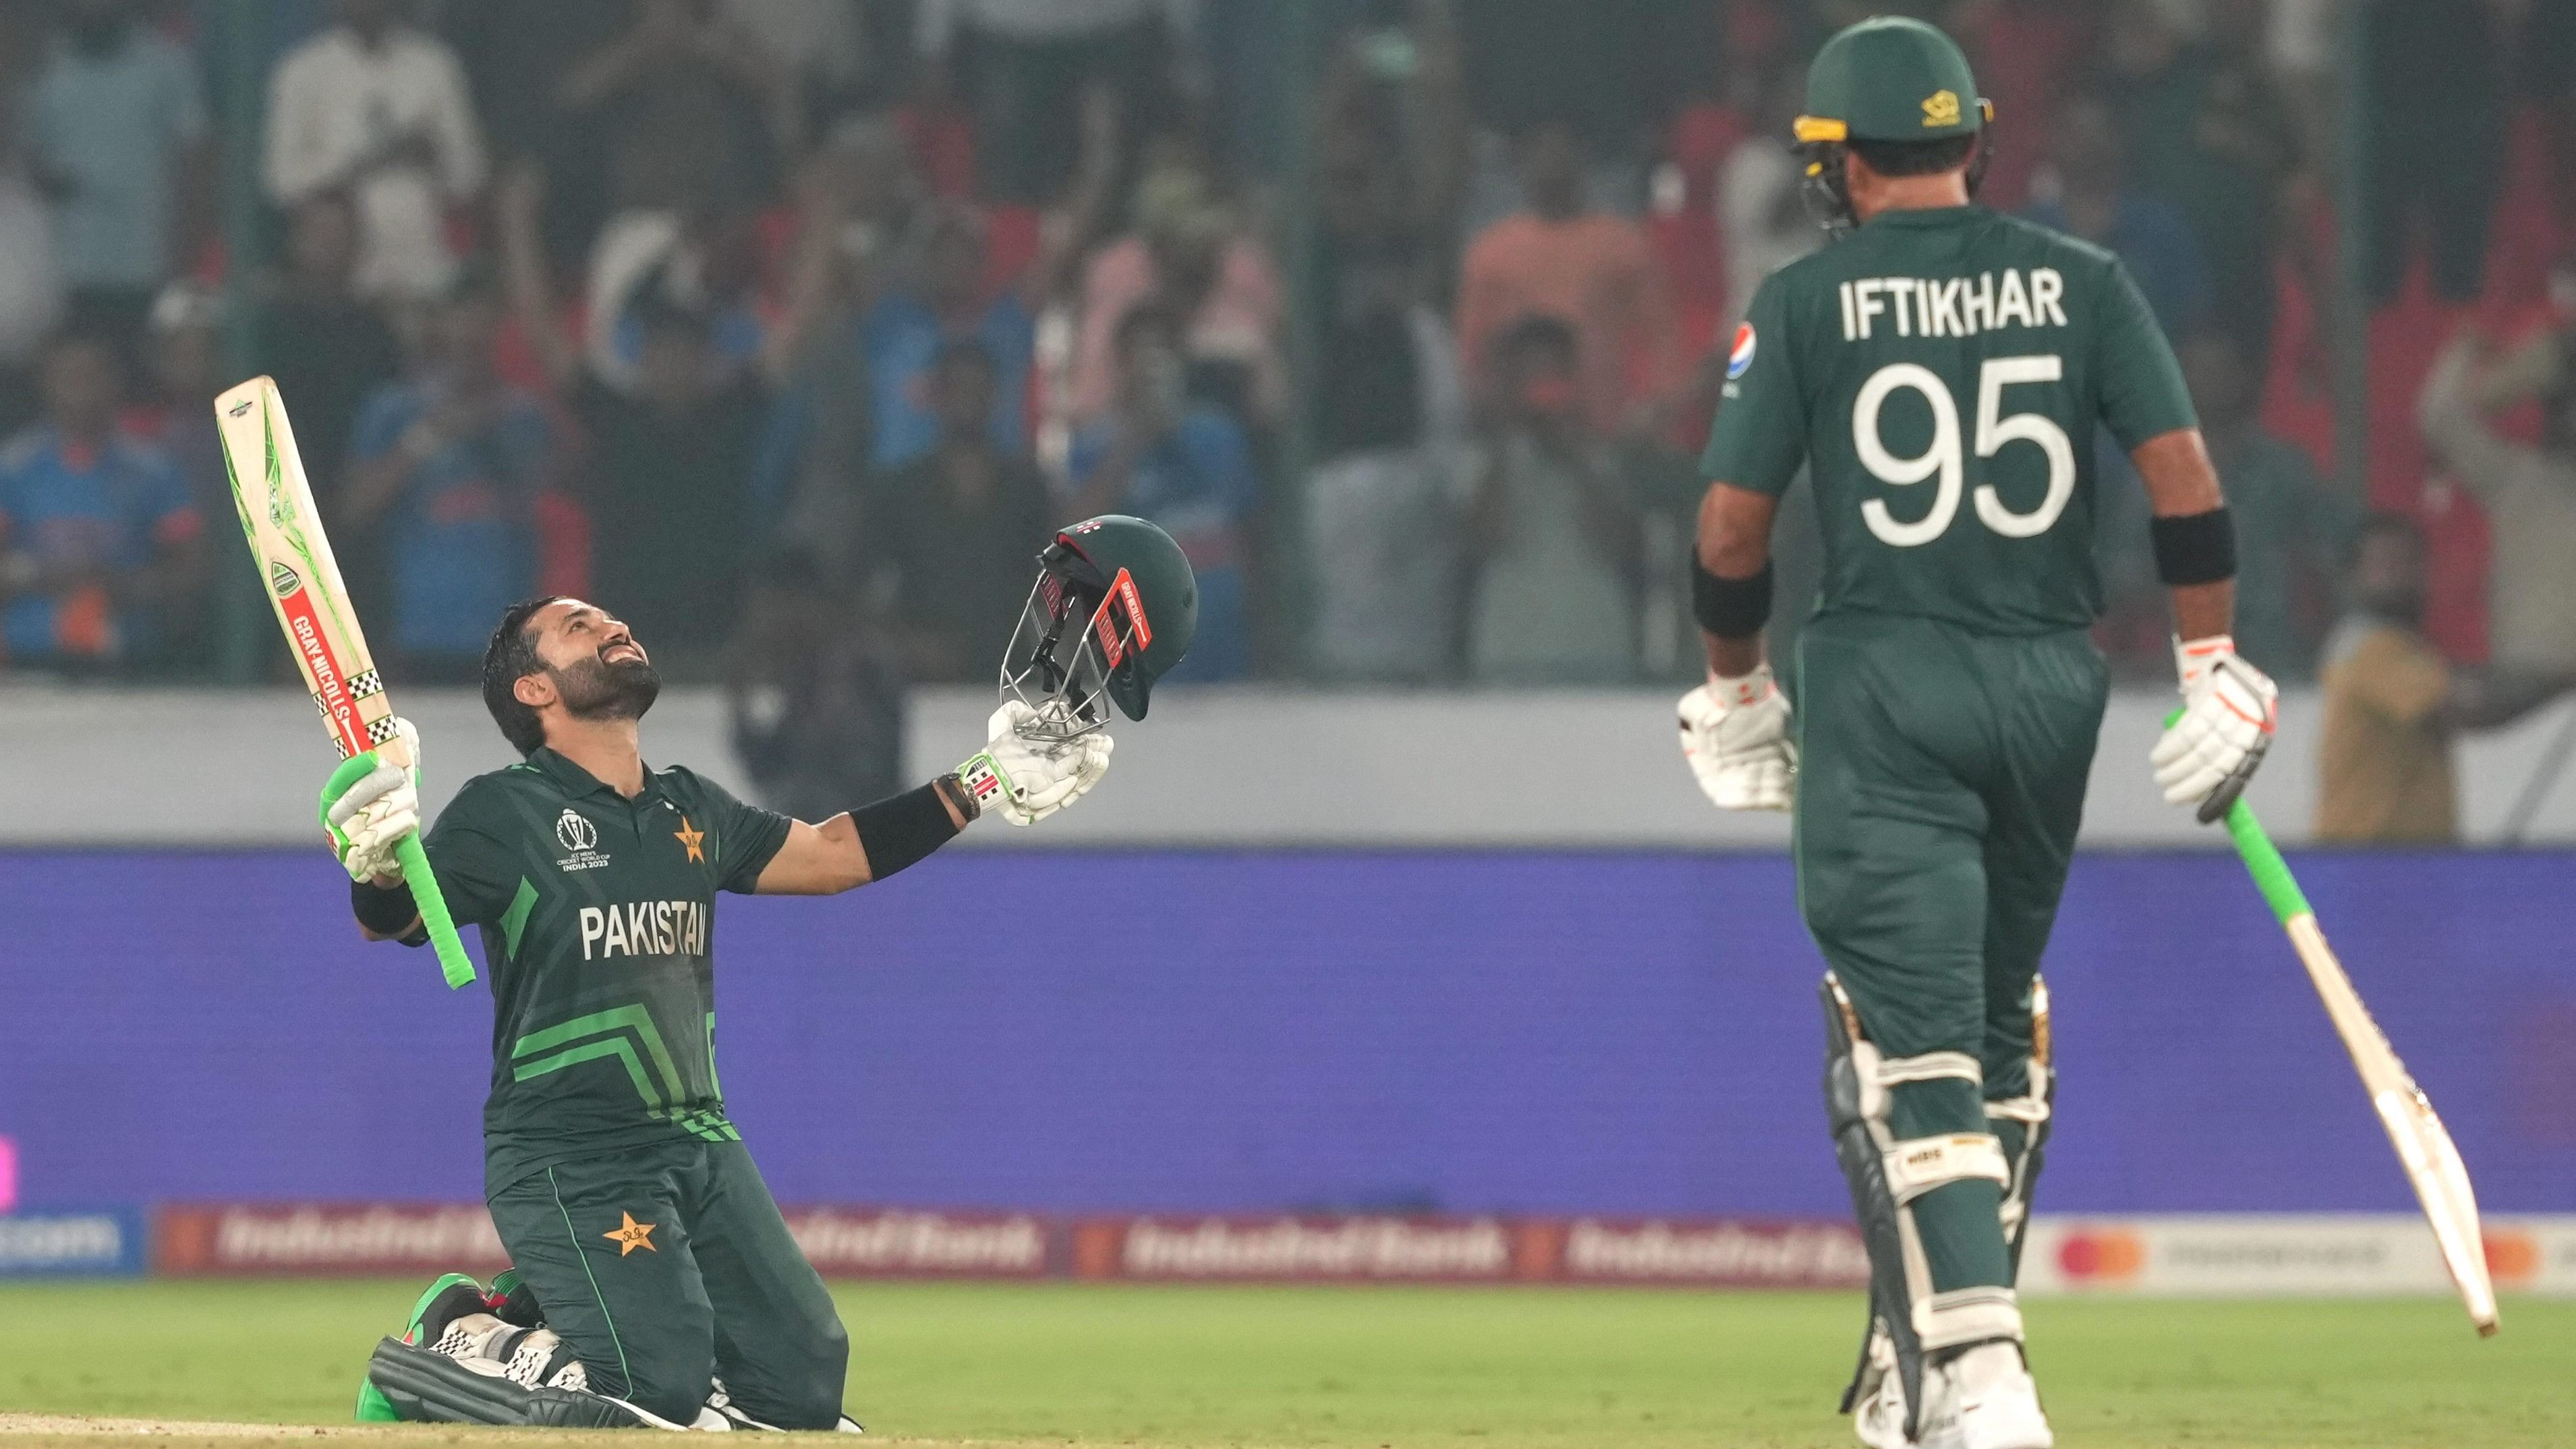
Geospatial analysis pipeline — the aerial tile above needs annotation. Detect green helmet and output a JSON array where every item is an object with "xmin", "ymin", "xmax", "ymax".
[
  {"xmin": 1000, "ymin": 514, "xmax": 1197, "ymax": 732},
  {"xmin": 1792, "ymin": 16, "xmax": 1993, "ymax": 234}
]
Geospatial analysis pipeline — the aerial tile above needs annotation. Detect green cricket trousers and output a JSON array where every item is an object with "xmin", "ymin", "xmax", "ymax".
[
  {"xmin": 1793, "ymin": 611, "xmax": 2105, "ymax": 1303},
  {"xmin": 487, "ymin": 1138, "xmax": 846, "ymax": 1428}
]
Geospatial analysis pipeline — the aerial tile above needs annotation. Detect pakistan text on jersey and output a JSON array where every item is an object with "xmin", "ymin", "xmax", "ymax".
[
  {"xmin": 1838, "ymin": 268, "xmax": 2068, "ymax": 343},
  {"xmin": 579, "ymin": 900, "xmax": 710, "ymax": 960}
]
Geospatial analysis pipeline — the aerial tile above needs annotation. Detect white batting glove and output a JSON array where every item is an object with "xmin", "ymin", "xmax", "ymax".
[
  {"xmin": 1679, "ymin": 664, "xmax": 1796, "ymax": 812},
  {"xmin": 324, "ymin": 718, "xmax": 422, "ymax": 882},
  {"xmin": 959, "ymin": 701, "xmax": 1115, "ymax": 827},
  {"xmin": 2151, "ymin": 635, "xmax": 2279, "ymax": 822}
]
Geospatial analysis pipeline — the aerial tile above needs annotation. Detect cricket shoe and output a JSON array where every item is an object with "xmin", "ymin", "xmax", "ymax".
[
  {"xmin": 485, "ymin": 1266, "xmax": 545, "ymax": 1327},
  {"xmin": 355, "ymin": 1272, "xmax": 491, "ymax": 1421},
  {"xmin": 1916, "ymin": 1342, "xmax": 2052, "ymax": 1449}
]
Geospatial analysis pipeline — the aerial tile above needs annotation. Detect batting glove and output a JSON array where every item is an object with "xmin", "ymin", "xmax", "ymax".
[
  {"xmin": 1680, "ymin": 664, "xmax": 1797, "ymax": 812},
  {"xmin": 322, "ymin": 717, "xmax": 422, "ymax": 882},
  {"xmin": 958, "ymin": 701, "xmax": 1114, "ymax": 827},
  {"xmin": 2151, "ymin": 635, "xmax": 2279, "ymax": 822}
]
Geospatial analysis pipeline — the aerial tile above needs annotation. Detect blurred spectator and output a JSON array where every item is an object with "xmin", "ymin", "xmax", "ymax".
[
  {"xmin": 2025, "ymin": 95, "xmax": 2206, "ymax": 339},
  {"xmin": 0, "ymin": 107, "xmax": 65, "ymax": 439},
  {"xmin": 579, "ymin": 130, "xmax": 787, "ymax": 401},
  {"xmin": 866, "ymin": 340, "xmax": 1054, "ymax": 682},
  {"xmin": 0, "ymin": 326, "xmax": 204, "ymax": 673},
  {"xmin": 1315, "ymin": 0, "xmax": 1470, "ymax": 285},
  {"xmin": 2186, "ymin": 331, "xmax": 2355, "ymax": 681},
  {"xmin": 861, "ymin": 201, "xmax": 1034, "ymax": 468},
  {"xmin": 130, "ymin": 283, "xmax": 229, "ymax": 672},
  {"xmin": 915, "ymin": 0, "xmax": 1195, "ymax": 204},
  {"xmin": 2363, "ymin": 0, "xmax": 2505, "ymax": 302},
  {"xmin": 2108, "ymin": 0, "xmax": 2303, "ymax": 367},
  {"xmin": 1065, "ymin": 304, "xmax": 1254, "ymax": 681},
  {"xmin": 134, "ymin": 284, "xmax": 227, "ymax": 515},
  {"xmin": 1463, "ymin": 316, "xmax": 1638, "ymax": 686},
  {"xmin": 437, "ymin": 0, "xmax": 629, "ymax": 267},
  {"xmin": 1456, "ymin": 120, "xmax": 1680, "ymax": 438},
  {"xmin": 264, "ymin": 0, "xmax": 488, "ymax": 302},
  {"xmin": 1717, "ymin": 66, "xmax": 1823, "ymax": 333},
  {"xmin": 343, "ymin": 274, "xmax": 560, "ymax": 678},
  {"xmin": 728, "ymin": 548, "xmax": 907, "ymax": 821},
  {"xmin": 1297, "ymin": 7, "xmax": 1472, "ymax": 683},
  {"xmin": 2418, "ymin": 331, "xmax": 2576, "ymax": 677},
  {"xmin": 499, "ymin": 162, "xmax": 835, "ymax": 666},
  {"xmin": 1068, "ymin": 163, "xmax": 1285, "ymax": 429},
  {"xmin": 2317, "ymin": 514, "xmax": 2574, "ymax": 843},
  {"xmin": 558, "ymin": 0, "xmax": 801, "ymax": 212},
  {"xmin": 1306, "ymin": 236, "xmax": 1466, "ymax": 684},
  {"xmin": 23, "ymin": 0, "xmax": 209, "ymax": 356},
  {"xmin": 252, "ymin": 193, "xmax": 403, "ymax": 616}
]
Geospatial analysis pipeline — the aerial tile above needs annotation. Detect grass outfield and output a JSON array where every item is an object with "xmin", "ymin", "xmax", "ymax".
[{"xmin": 0, "ymin": 1282, "xmax": 2567, "ymax": 1448}]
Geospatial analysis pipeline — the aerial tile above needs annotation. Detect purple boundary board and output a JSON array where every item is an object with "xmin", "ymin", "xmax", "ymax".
[{"xmin": 1, "ymin": 849, "xmax": 2567, "ymax": 1214}]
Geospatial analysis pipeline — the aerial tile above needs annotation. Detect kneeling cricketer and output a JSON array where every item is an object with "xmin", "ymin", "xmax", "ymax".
[
  {"xmin": 1676, "ymin": 19, "xmax": 2277, "ymax": 1449},
  {"xmin": 328, "ymin": 517, "xmax": 1194, "ymax": 1430}
]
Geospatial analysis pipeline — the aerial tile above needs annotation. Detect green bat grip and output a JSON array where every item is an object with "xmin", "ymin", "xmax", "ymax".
[
  {"xmin": 2158, "ymin": 704, "xmax": 2312, "ymax": 925},
  {"xmin": 2222, "ymin": 798, "xmax": 2312, "ymax": 926},
  {"xmin": 395, "ymin": 832, "xmax": 476, "ymax": 988}
]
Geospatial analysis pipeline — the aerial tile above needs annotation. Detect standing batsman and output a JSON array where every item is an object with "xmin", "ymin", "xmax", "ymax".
[
  {"xmin": 1678, "ymin": 20, "xmax": 2277, "ymax": 1449},
  {"xmin": 324, "ymin": 519, "xmax": 1194, "ymax": 1429}
]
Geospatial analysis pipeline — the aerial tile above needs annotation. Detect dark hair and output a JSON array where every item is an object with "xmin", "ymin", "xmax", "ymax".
[
  {"xmin": 1848, "ymin": 134, "xmax": 1978, "ymax": 178},
  {"xmin": 1494, "ymin": 312, "xmax": 1580, "ymax": 368},
  {"xmin": 1113, "ymin": 303, "xmax": 1184, "ymax": 358},
  {"xmin": 482, "ymin": 596, "xmax": 570, "ymax": 756}
]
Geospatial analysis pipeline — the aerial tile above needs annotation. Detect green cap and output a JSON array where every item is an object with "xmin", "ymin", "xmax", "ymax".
[{"xmin": 1796, "ymin": 16, "xmax": 1988, "ymax": 145}]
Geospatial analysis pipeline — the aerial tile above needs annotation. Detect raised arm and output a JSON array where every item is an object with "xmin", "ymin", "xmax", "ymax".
[
  {"xmin": 751, "ymin": 791, "xmax": 971, "ymax": 895},
  {"xmin": 753, "ymin": 707, "xmax": 1118, "ymax": 894}
]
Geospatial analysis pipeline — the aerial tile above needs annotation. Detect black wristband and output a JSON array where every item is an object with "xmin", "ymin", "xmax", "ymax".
[
  {"xmin": 1691, "ymin": 557, "xmax": 1775, "ymax": 640},
  {"xmin": 2150, "ymin": 507, "xmax": 2237, "ymax": 586},
  {"xmin": 351, "ymin": 877, "xmax": 423, "ymax": 940},
  {"xmin": 852, "ymin": 781, "xmax": 965, "ymax": 882}
]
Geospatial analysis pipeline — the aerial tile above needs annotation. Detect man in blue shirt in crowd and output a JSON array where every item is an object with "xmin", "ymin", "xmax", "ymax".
[
  {"xmin": 1066, "ymin": 304, "xmax": 1255, "ymax": 681},
  {"xmin": 0, "ymin": 325, "xmax": 201, "ymax": 669},
  {"xmin": 861, "ymin": 202, "xmax": 1035, "ymax": 469},
  {"xmin": 346, "ymin": 273, "xmax": 561, "ymax": 678}
]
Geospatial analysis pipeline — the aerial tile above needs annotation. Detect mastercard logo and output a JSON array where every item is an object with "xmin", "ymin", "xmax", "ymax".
[
  {"xmin": 2055, "ymin": 1228, "xmax": 2146, "ymax": 1282},
  {"xmin": 2484, "ymin": 1230, "xmax": 2540, "ymax": 1286}
]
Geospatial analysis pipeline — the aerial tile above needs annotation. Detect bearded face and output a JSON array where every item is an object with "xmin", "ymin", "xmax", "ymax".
[{"xmin": 546, "ymin": 632, "xmax": 662, "ymax": 722}]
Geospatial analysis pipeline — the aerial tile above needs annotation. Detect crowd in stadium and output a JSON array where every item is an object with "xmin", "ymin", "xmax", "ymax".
[{"xmin": 0, "ymin": 0, "xmax": 2571, "ymax": 727}]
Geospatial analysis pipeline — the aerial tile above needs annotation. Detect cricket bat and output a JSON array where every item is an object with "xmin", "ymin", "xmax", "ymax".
[
  {"xmin": 2223, "ymin": 799, "xmax": 2498, "ymax": 1335},
  {"xmin": 214, "ymin": 376, "xmax": 475, "ymax": 989}
]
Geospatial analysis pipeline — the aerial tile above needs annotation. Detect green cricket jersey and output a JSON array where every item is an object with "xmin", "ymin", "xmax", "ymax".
[
  {"xmin": 1702, "ymin": 205, "xmax": 2196, "ymax": 635},
  {"xmin": 409, "ymin": 747, "xmax": 792, "ymax": 1191}
]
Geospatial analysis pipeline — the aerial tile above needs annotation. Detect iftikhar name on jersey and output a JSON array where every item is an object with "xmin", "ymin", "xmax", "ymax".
[
  {"xmin": 1838, "ymin": 268, "xmax": 2067, "ymax": 342},
  {"xmin": 579, "ymin": 900, "xmax": 710, "ymax": 960}
]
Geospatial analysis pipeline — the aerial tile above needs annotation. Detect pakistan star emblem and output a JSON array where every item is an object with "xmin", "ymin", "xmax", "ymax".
[
  {"xmin": 605, "ymin": 1212, "xmax": 658, "ymax": 1255},
  {"xmin": 674, "ymin": 816, "xmax": 706, "ymax": 864}
]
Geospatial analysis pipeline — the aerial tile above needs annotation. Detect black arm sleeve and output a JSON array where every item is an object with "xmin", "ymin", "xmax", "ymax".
[{"xmin": 850, "ymin": 780, "xmax": 966, "ymax": 882}]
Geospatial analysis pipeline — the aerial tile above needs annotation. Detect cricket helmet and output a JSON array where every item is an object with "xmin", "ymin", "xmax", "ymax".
[
  {"xmin": 1000, "ymin": 514, "xmax": 1197, "ymax": 735},
  {"xmin": 1794, "ymin": 16, "xmax": 1994, "ymax": 235}
]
